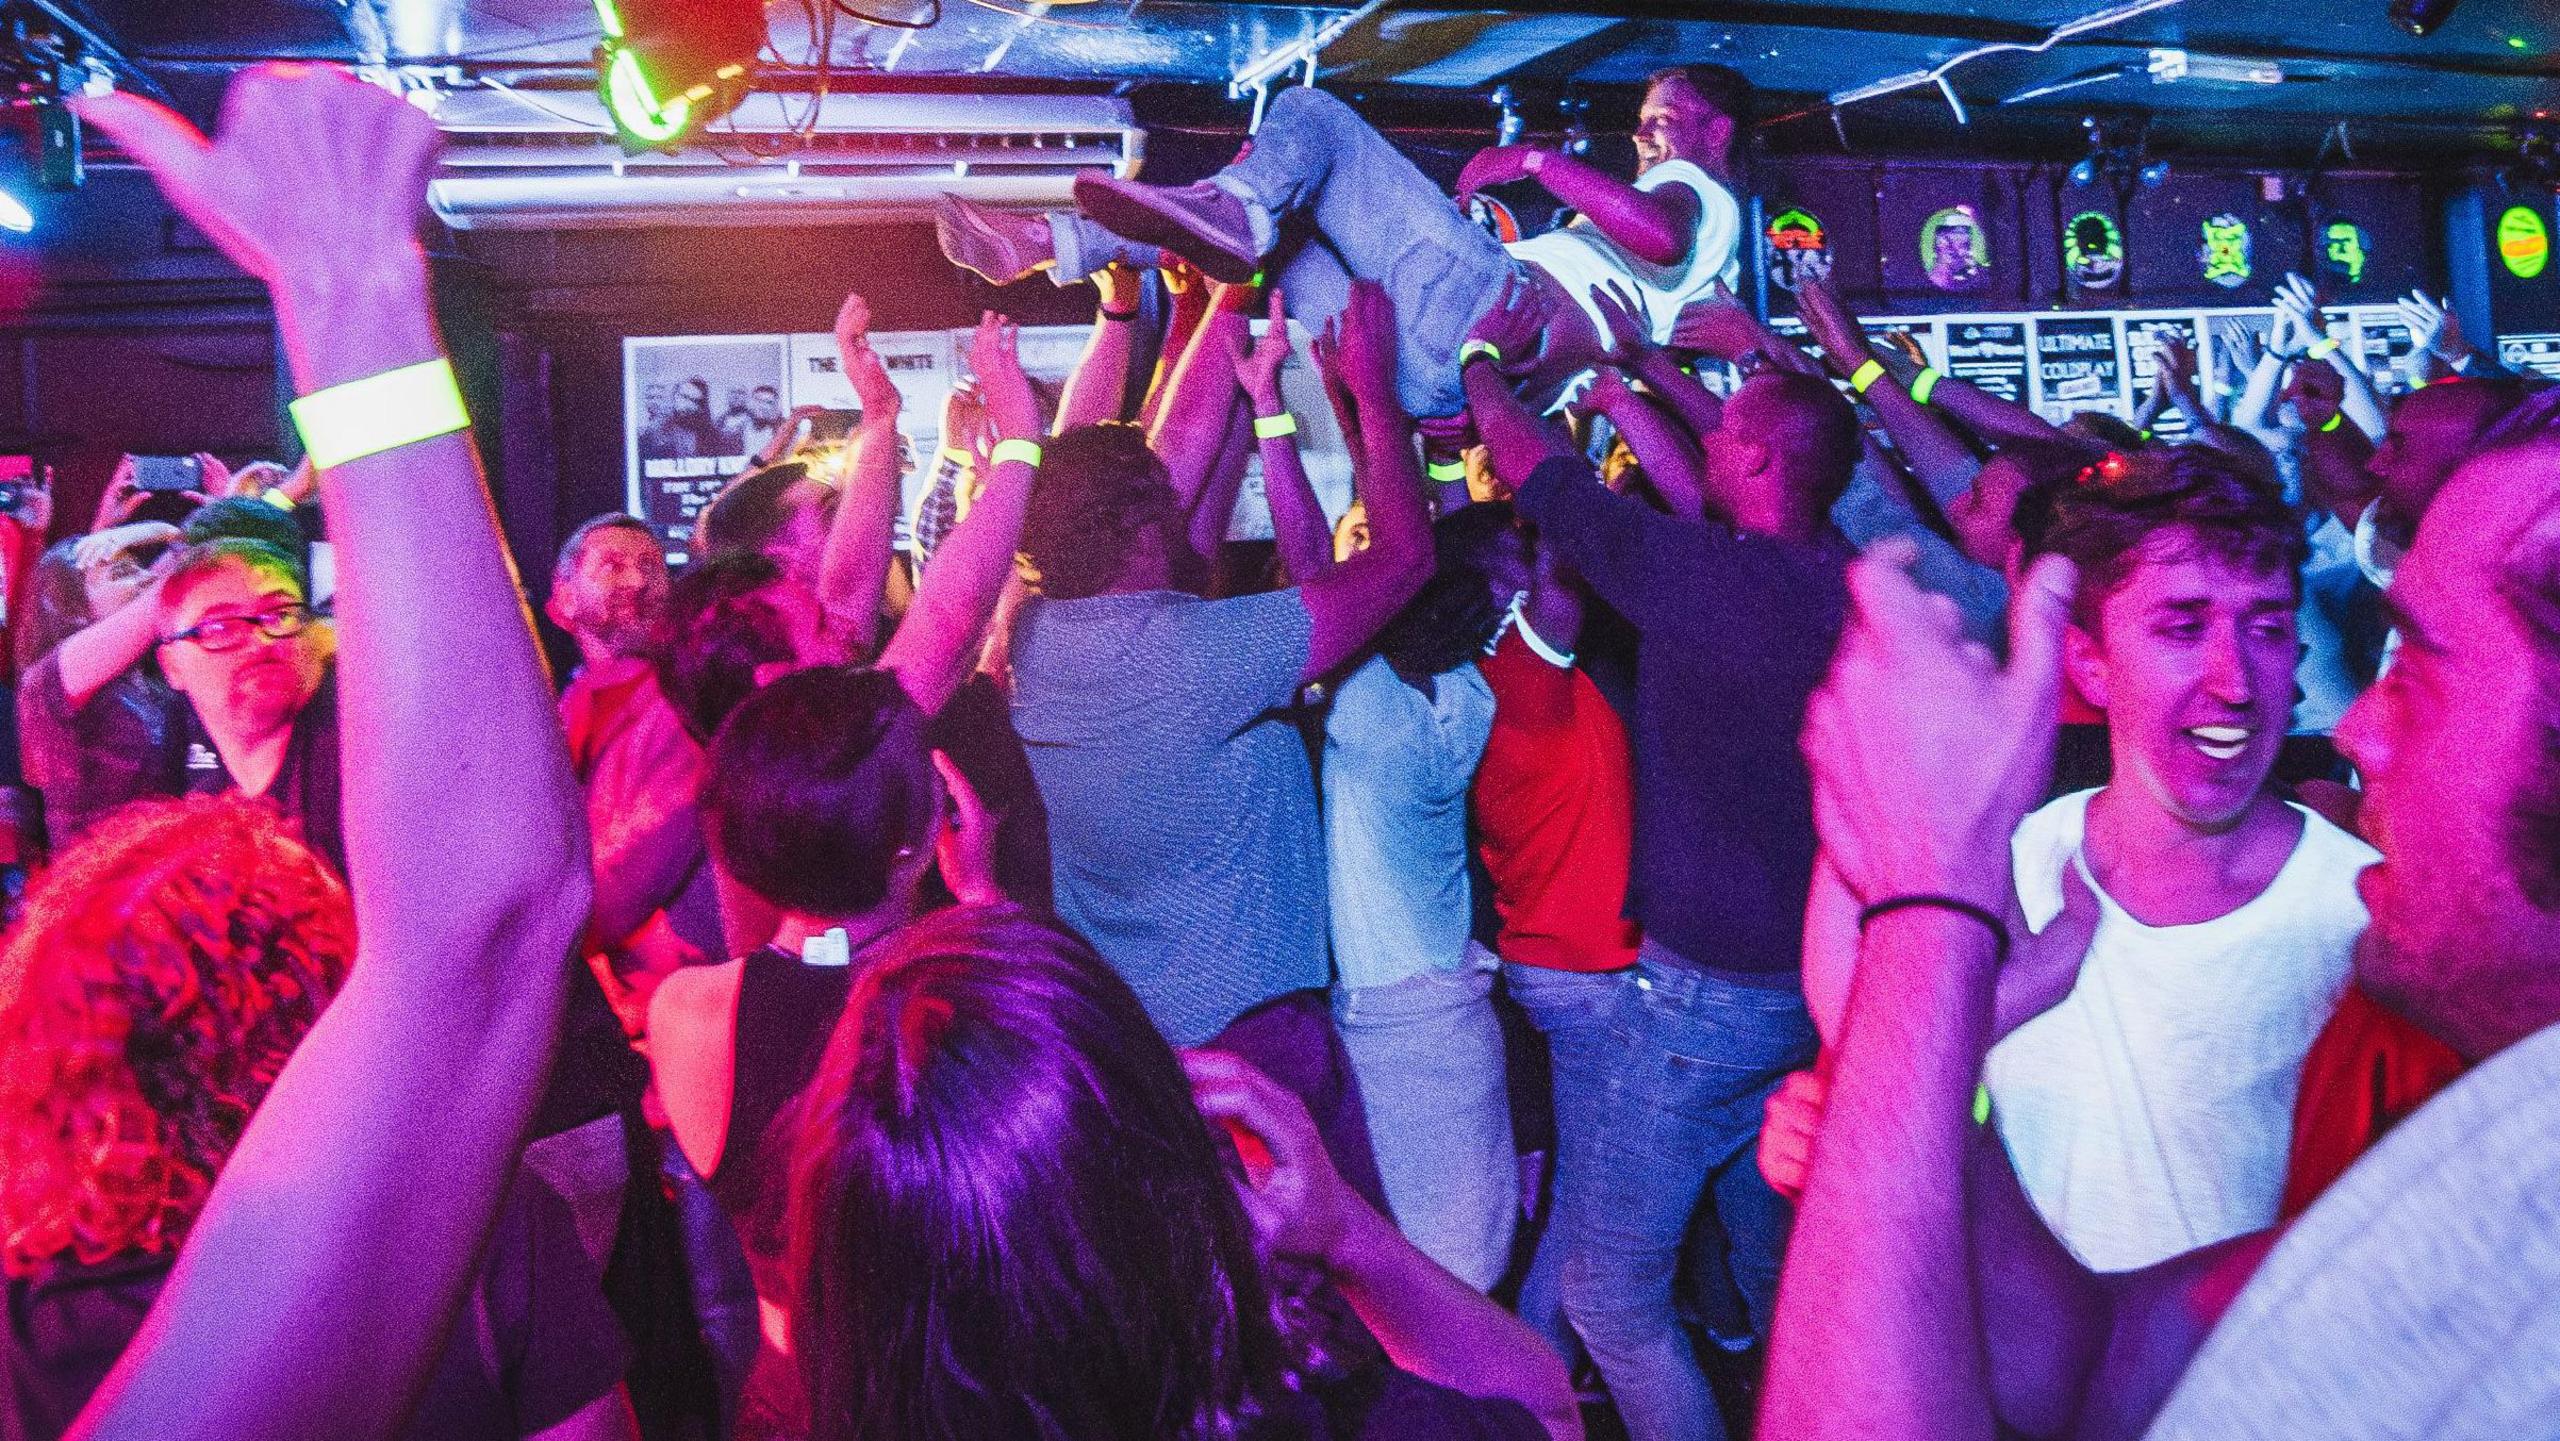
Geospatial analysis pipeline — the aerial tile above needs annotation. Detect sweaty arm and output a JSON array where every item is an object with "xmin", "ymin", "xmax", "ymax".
[
  {"xmin": 1296, "ymin": 281, "xmax": 1431, "ymax": 685},
  {"xmin": 72, "ymin": 69, "xmax": 590, "ymax": 1441},
  {"xmin": 1531, "ymin": 152, "xmax": 1700, "ymax": 269}
]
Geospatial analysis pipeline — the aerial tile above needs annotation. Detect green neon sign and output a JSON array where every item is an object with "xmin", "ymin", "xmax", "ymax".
[
  {"xmin": 604, "ymin": 46, "xmax": 690, "ymax": 146},
  {"xmin": 2500, "ymin": 206, "xmax": 2551, "ymax": 280}
]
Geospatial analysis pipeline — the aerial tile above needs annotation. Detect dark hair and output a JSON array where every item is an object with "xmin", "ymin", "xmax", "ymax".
[
  {"xmin": 1645, "ymin": 64, "xmax": 1750, "ymax": 124},
  {"xmin": 659, "ymin": 552, "xmax": 796, "ymax": 742},
  {"xmin": 785, "ymin": 904, "xmax": 1295, "ymax": 1441},
  {"xmin": 181, "ymin": 497, "xmax": 304, "ymax": 561},
  {"xmin": 2035, "ymin": 447, "xmax": 2306, "ymax": 629},
  {"xmin": 2000, "ymin": 438, "xmax": 2110, "ymax": 558},
  {"xmin": 1018, "ymin": 422, "xmax": 1179, "ymax": 601},
  {"xmin": 161, "ymin": 537, "xmax": 307, "ymax": 612},
  {"xmin": 553, "ymin": 511, "xmax": 656, "ymax": 589},
  {"xmin": 2064, "ymin": 411, "xmax": 2147, "ymax": 453},
  {"xmin": 1745, "ymin": 370, "xmax": 1863, "ymax": 511},
  {"xmin": 701, "ymin": 666, "xmax": 936, "ymax": 917},
  {"xmin": 699, "ymin": 461, "xmax": 829, "ymax": 561},
  {"xmin": 1374, "ymin": 506, "xmax": 1513, "ymax": 678}
]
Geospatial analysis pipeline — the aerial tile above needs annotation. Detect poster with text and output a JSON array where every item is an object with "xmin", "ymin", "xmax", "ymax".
[
  {"xmin": 1942, "ymin": 319, "xmax": 2029, "ymax": 405},
  {"xmin": 2033, "ymin": 315, "xmax": 2124, "ymax": 423}
]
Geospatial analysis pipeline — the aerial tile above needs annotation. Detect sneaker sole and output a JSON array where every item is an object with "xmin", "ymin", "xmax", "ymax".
[
  {"xmin": 1072, "ymin": 174, "xmax": 1259, "ymax": 285},
  {"xmin": 935, "ymin": 196, "xmax": 1043, "ymax": 284}
]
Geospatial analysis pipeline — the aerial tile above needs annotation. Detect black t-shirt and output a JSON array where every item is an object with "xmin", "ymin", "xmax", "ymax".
[
  {"xmin": 1, "ymin": 1173, "xmax": 628, "ymax": 1441},
  {"xmin": 14, "ymin": 653, "xmax": 185, "ymax": 852},
  {"xmin": 181, "ymin": 662, "xmax": 344, "ymax": 877}
]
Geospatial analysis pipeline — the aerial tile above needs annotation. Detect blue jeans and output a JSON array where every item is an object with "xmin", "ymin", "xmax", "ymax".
[
  {"xmin": 1559, "ymin": 942, "xmax": 1819, "ymax": 1441},
  {"xmin": 1333, "ymin": 950, "xmax": 1517, "ymax": 1291},
  {"xmin": 1059, "ymin": 87, "xmax": 1520, "ymax": 419},
  {"xmin": 1502, "ymin": 961, "xmax": 1630, "ymax": 1360}
]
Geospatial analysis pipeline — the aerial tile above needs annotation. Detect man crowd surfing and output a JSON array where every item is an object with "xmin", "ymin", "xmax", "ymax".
[{"xmin": 2, "ymin": 55, "xmax": 2556, "ymax": 1441}]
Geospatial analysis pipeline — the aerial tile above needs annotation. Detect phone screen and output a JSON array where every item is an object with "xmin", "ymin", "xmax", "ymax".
[{"xmin": 130, "ymin": 455, "xmax": 204, "ymax": 493}]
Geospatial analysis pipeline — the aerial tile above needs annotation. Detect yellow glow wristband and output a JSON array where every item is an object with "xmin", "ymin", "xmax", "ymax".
[
  {"xmin": 1848, "ymin": 358, "xmax": 1887, "ymax": 394},
  {"xmin": 2306, "ymin": 337, "xmax": 2342, "ymax": 360},
  {"xmin": 2321, "ymin": 412, "xmax": 2344, "ymax": 433},
  {"xmin": 1427, "ymin": 459, "xmax": 1467, "ymax": 483},
  {"xmin": 1908, "ymin": 366, "xmax": 1944, "ymax": 406},
  {"xmin": 1253, "ymin": 413, "xmax": 1298, "ymax": 440},
  {"xmin": 1459, "ymin": 339, "xmax": 1503, "ymax": 368},
  {"xmin": 290, "ymin": 359, "xmax": 470, "ymax": 470},
  {"xmin": 939, "ymin": 447, "xmax": 974, "ymax": 467},
  {"xmin": 989, "ymin": 438, "xmax": 1043, "ymax": 469},
  {"xmin": 260, "ymin": 488, "xmax": 295, "ymax": 512}
]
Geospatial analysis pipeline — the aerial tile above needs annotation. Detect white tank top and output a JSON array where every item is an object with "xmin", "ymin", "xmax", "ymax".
[{"xmin": 1504, "ymin": 159, "xmax": 1743, "ymax": 346}]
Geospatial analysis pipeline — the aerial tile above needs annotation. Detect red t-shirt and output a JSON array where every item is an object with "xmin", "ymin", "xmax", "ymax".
[
  {"xmin": 2279, "ymin": 981, "xmax": 2468, "ymax": 1220},
  {"xmin": 1472, "ymin": 628, "xmax": 1639, "ymax": 973}
]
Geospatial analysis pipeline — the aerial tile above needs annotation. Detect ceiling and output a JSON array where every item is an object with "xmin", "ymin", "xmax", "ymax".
[{"xmin": 38, "ymin": 0, "xmax": 2560, "ymax": 167}]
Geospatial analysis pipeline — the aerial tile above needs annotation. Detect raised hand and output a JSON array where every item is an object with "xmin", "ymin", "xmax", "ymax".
[
  {"xmin": 967, "ymin": 311, "xmax": 1040, "ymax": 441},
  {"xmin": 1183, "ymin": 1047, "xmax": 1362, "ymax": 1268},
  {"xmin": 2217, "ymin": 319, "xmax": 2263, "ymax": 376},
  {"xmin": 1590, "ymin": 280, "xmax": 1654, "ymax": 361},
  {"xmin": 71, "ymin": 520, "xmax": 179, "ymax": 573},
  {"xmin": 835, "ymin": 291, "xmax": 903, "ymax": 416},
  {"xmin": 1309, "ymin": 314, "xmax": 1364, "ymax": 454},
  {"xmin": 1579, "ymin": 366, "xmax": 1636, "ymax": 416},
  {"xmin": 1454, "ymin": 144, "xmax": 1547, "ymax": 206},
  {"xmin": 1801, "ymin": 539, "xmax": 2076, "ymax": 915},
  {"xmin": 1228, "ymin": 289, "xmax": 1292, "ymax": 409},
  {"xmin": 1464, "ymin": 273, "xmax": 1544, "ymax": 374},
  {"xmin": 1671, "ymin": 283, "xmax": 1768, "ymax": 361},
  {"xmin": 92, "ymin": 455, "xmax": 146, "ymax": 531},
  {"xmin": 1337, "ymin": 279, "xmax": 1402, "ymax": 403},
  {"xmin": 1796, "ymin": 275, "xmax": 1870, "ymax": 371}
]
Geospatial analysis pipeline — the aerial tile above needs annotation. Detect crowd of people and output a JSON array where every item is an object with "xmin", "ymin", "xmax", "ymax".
[{"xmin": 0, "ymin": 52, "xmax": 2555, "ymax": 1441}]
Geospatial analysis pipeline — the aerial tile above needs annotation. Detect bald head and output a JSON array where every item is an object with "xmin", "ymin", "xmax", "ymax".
[
  {"xmin": 2367, "ymin": 378, "xmax": 2526, "ymax": 535},
  {"xmin": 1727, "ymin": 371, "xmax": 1861, "ymax": 514}
]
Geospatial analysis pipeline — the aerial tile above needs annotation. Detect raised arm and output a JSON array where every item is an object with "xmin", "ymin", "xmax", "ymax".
[
  {"xmin": 1186, "ymin": 1050, "xmax": 1582, "ymax": 1441},
  {"xmin": 2281, "ymin": 274, "xmax": 2387, "ymax": 443},
  {"xmin": 72, "ymin": 66, "xmax": 589, "ymax": 1441},
  {"xmin": 1148, "ymin": 280, "xmax": 1254, "ymax": 560},
  {"xmin": 1295, "ymin": 280, "xmax": 1430, "ymax": 685},
  {"xmin": 1762, "ymin": 542, "xmax": 2076, "ymax": 1441},
  {"xmin": 817, "ymin": 291, "xmax": 904, "ymax": 656},
  {"xmin": 1581, "ymin": 367, "xmax": 1706, "ymax": 521},
  {"xmin": 1457, "ymin": 144, "xmax": 1699, "ymax": 269},
  {"xmin": 1797, "ymin": 277, "xmax": 1983, "ymax": 508},
  {"xmin": 1055, "ymin": 261, "xmax": 1148, "ymax": 431},
  {"xmin": 878, "ymin": 312, "xmax": 1042, "ymax": 718},
  {"xmin": 49, "ymin": 532, "xmax": 176, "ymax": 707},
  {"xmin": 1235, "ymin": 290, "xmax": 1333, "ymax": 584}
]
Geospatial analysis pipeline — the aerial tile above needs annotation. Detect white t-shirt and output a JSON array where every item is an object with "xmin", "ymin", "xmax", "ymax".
[
  {"xmin": 1984, "ymin": 789, "xmax": 2375, "ymax": 1272},
  {"xmin": 1504, "ymin": 159, "xmax": 1742, "ymax": 346},
  {"xmin": 2143, "ymin": 1019, "xmax": 2560, "ymax": 1441},
  {"xmin": 1322, "ymin": 654, "xmax": 1495, "ymax": 991}
]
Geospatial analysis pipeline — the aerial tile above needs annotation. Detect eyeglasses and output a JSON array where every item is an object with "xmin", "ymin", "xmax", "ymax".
[{"xmin": 159, "ymin": 601, "xmax": 317, "ymax": 654}]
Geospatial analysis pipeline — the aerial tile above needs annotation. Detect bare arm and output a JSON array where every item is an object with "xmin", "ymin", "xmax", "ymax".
[
  {"xmin": 1582, "ymin": 368, "xmax": 1706, "ymax": 521},
  {"xmin": 1797, "ymin": 277, "xmax": 1983, "ymax": 508},
  {"xmin": 879, "ymin": 313, "xmax": 1043, "ymax": 719},
  {"xmin": 1236, "ymin": 291, "xmax": 1332, "ymax": 584},
  {"xmin": 1458, "ymin": 144, "xmax": 1696, "ymax": 268},
  {"xmin": 1296, "ymin": 281, "xmax": 1431, "ymax": 685},
  {"xmin": 817, "ymin": 292, "xmax": 904, "ymax": 657},
  {"xmin": 1147, "ymin": 281, "xmax": 1252, "ymax": 540},
  {"xmin": 1055, "ymin": 262, "xmax": 1146, "ymax": 431},
  {"xmin": 72, "ymin": 67, "xmax": 588, "ymax": 1441},
  {"xmin": 1187, "ymin": 1051, "xmax": 1581, "ymax": 1441},
  {"xmin": 53, "ymin": 568, "xmax": 169, "ymax": 709}
]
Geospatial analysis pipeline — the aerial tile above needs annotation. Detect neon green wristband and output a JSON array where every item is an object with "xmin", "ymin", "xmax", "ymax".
[
  {"xmin": 2321, "ymin": 412, "xmax": 2344, "ymax": 433},
  {"xmin": 1253, "ymin": 413, "xmax": 1298, "ymax": 440},
  {"xmin": 260, "ymin": 487, "xmax": 295, "ymax": 512},
  {"xmin": 1459, "ymin": 339, "xmax": 1503, "ymax": 369},
  {"xmin": 939, "ymin": 447, "xmax": 974, "ymax": 467},
  {"xmin": 2306, "ymin": 337, "xmax": 2341, "ymax": 361},
  {"xmin": 989, "ymin": 437, "xmax": 1043, "ymax": 469},
  {"xmin": 1848, "ymin": 358, "xmax": 1887, "ymax": 394},
  {"xmin": 289, "ymin": 358, "xmax": 470, "ymax": 470},
  {"xmin": 1427, "ymin": 459, "xmax": 1467, "ymax": 483},
  {"xmin": 1908, "ymin": 366, "xmax": 1944, "ymax": 406}
]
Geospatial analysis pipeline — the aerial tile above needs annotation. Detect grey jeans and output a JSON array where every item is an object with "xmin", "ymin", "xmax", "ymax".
[{"xmin": 1332, "ymin": 946, "xmax": 1518, "ymax": 1291}]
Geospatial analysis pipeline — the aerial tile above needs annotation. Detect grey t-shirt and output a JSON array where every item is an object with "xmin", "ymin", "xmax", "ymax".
[
  {"xmin": 1010, "ymin": 587, "xmax": 1326, "ymax": 1046},
  {"xmin": 2144, "ymin": 1018, "xmax": 2560, "ymax": 1440}
]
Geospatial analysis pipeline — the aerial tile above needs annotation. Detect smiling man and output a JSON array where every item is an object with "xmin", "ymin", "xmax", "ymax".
[
  {"xmin": 1983, "ymin": 448, "xmax": 2373, "ymax": 1272},
  {"xmin": 154, "ymin": 536, "xmax": 343, "ymax": 874}
]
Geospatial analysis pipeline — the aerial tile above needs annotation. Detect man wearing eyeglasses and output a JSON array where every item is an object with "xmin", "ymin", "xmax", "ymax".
[{"xmin": 155, "ymin": 536, "xmax": 343, "ymax": 873}]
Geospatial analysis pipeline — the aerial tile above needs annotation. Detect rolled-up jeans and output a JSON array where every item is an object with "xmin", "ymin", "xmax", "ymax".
[
  {"xmin": 1559, "ymin": 940, "xmax": 1819, "ymax": 1441},
  {"xmin": 1055, "ymin": 85, "xmax": 1522, "ymax": 420},
  {"xmin": 1502, "ymin": 960, "xmax": 1632, "ymax": 1359},
  {"xmin": 1332, "ymin": 946, "xmax": 1517, "ymax": 1292}
]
